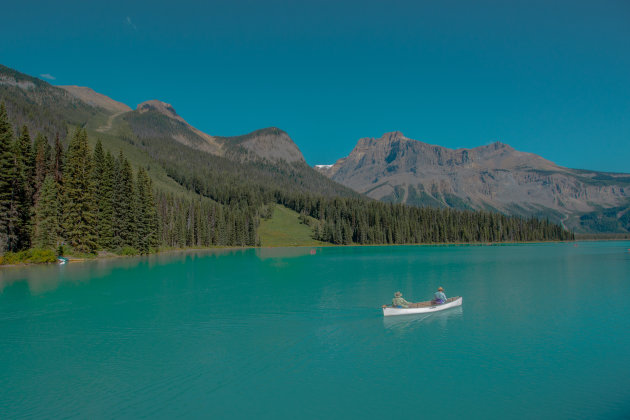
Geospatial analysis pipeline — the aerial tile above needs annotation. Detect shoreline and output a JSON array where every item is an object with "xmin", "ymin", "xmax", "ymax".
[{"xmin": 2, "ymin": 238, "xmax": 629, "ymax": 269}]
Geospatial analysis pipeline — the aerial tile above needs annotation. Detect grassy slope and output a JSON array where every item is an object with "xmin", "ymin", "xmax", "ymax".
[{"xmin": 258, "ymin": 205, "xmax": 327, "ymax": 247}]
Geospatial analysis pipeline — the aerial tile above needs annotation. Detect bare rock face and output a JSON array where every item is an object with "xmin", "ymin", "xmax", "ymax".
[
  {"xmin": 315, "ymin": 132, "xmax": 630, "ymax": 232},
  {"xmin": 137, "ymin": 100, "xmax": 184, "ymax": 122}
]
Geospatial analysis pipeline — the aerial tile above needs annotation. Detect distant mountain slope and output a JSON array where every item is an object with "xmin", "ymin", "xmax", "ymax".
[
  {"xmin": 217, "ymin": 127, "xmax": 305, "ymax": 163},
  {"xmin": 122, "ymin": 100, "xmax": 306, "ymax": 164},
  {"xmin": 0, "ymin": 65, "xmax": 198, "ymax": 195},
  {"xmin": 0, "ymin": 64, "xmax": 106, "ymax": 140},
  {"xmin": 126, "ymin": 100, "xmax": 223, "ymax": 155},
  {"xmin": 59, "ymin": 86, "xmax": 131, "ymax": 114},
  {"xmin": 118, "ymin": 100, "xmax": 352, "ymax": 199},
  {"xmin": 316, "ymin": 131, "xmax": 630, "ymax": 233},
  {"xmin": 0, "ymin": 63, "xmax": 354, "ymax": 202},
  {"xmin": 121, "ymin": 106, "xmax": 355, "ymax": 199}
]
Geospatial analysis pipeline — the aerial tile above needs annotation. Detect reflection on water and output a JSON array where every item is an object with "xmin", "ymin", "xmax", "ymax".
[
  {"xmin": 255, "ymin": 246, "xmax": 317, "ymax": 260},
  {"xmin": 0, "ymin": 264, "xmax": 67, "ymax": 296},
  {"xmin": 383, "ymin": 306, "xmax": 463, "ymax": 333},
  {"xmin": 0, "ymin": 248, "xmax": 251, "ymax": 296}
]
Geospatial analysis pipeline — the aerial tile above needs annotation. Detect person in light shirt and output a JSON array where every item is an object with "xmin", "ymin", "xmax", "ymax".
[
  {"xmin": 432, "ymin": 287, "xmax": 447, "ymax": 305},
  {"xmin": 392, "ymin": 291, "xmax": 411, "ymax": 308}
]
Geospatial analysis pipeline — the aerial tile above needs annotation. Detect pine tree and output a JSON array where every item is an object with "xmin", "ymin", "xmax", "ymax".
[
  {"xmin": 51, "ymin": 134, "xmax": 65, "ymax": 245},
  {"xmin": 97, "ymin": 151, "xmax": 115, "ymax": 249},
  {"xmin": 0, "ymin": 103, "xmax": 15, "ymax": 253},
  {"xmin": 113, "ymin": 153, "xmax": 137, "ymax": 248},
  {"xmin": 63, "ymin": 129, "xmax": 97, "ymax": 253},
  {"xmin": 31, "ymin": 176, "xmax": 59, "ymax": 249},
  {"xmin": 135, "ymin": 167, "xmax": 156, "ymax": 253},
  {"xmin": 52, "ymin": 134, "xmax": 64, "ymax": 186},
  {"xmin": 32, "ymin": 133, "xmax": 51, "ymax": 203},
  {"xmin": 13, "ymin": 126, "xmax": 36, "ymax": 250},
  {"xmin": 92, "ymin": 139, "xmax": 105, "ymax": 246},
  {"xmin": 145, "ymin": 173, "xmax": 159, "ymax": 250}
]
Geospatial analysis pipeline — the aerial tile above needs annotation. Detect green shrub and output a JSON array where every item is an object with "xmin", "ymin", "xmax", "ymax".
[
  {"xmin": 120, "ymin": 246, "xmax": 139, "ymax": 256},
  {"xmin": 0, "ymin": 248, "xmax": 57, "ymax": 265},
  {"xmin": 1, "ymin": 251, "xmax": 28, "ymax": 265},
  {"xmin": 28, "ymin": 248, "xmax": 57, "ymax": 263}
]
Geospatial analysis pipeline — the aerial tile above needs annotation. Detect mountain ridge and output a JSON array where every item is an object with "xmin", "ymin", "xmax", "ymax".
[
  {"xmin": 0, "ymin": 64, "xmax": 353, "ymax": 199},
  {"xmin": 315, "ymin": 131, "xmax": 630, "ymax": 233},
  {"xmin": 0, "ymin": 63, "xmax": 306, "ymax": 166},
  {"xmin": 1, "ymin": 64, "xmax": 625, "ymax": 233}
]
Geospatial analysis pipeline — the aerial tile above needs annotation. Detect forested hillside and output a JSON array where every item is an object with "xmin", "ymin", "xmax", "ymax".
[
  {"xmin": 0, "ymin": 105, "xmax": 260, "ymax": 259},
  {"xmin": 0, "ymin": 64, "xmax": 110, "ymax": 141},
  {"xmin": 0, "ymin": 64, "xmax": 574, "ymax": 262},
  {"xmin": 122, "ymin": 108, "xmax": 358, "ymax": 203}
]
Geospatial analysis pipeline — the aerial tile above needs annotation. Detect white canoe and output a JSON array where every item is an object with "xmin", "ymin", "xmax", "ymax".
[{"xmin": 382, "ymin": 296, "xmax": 462, "ymax": 317}]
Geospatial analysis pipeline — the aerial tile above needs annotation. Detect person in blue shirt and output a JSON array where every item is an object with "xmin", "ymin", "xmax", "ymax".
[{"xmin": 432, "ymin": 287, "xmax": 447, "ymax": 304}]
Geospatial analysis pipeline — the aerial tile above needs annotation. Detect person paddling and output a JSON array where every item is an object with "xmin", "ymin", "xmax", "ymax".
[
  {"xmin": 432, "ymin": 287, "xmax": 447, "ymax": 305},
  {"xmin": 392, "ymin": 291, "xmax": 411, "ymax": 308}
]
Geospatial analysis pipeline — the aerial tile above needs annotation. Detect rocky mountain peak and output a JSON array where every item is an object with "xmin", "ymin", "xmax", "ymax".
[
  {"xmin": 137, "ymin": 100, "xmax": 184, "ymax": 123},
  {"xmin": 314, "ymin": 131, "xmax": 630, "ymax": 232},
  {"xmin": 219, "ymin": 127, "xmax": 305, "ymax": 163},
  {"xmin": 353, "ymin": 131, "xmax": 409, "ymax": 154},
  {"xmin": 475, "ymin": 141, "xmax": 514, "ymax": 153},
  {"xmin": 381, "ymin": 131, "xmax": 406, "ymax": 141}
]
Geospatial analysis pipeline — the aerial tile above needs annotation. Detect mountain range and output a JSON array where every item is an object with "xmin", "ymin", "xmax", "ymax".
[
  {"xmin": 314, "ymin": 132, "xmax": 630, "ymax": 233},
  {"xmin": 1, "ymin": 64, "xmax": 628, "ymax": 233}
]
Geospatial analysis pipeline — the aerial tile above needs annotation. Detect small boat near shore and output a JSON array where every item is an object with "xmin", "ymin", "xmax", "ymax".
[{"xmin": 382, "ymin": 296, "xmax": 462, "ymax": 316}]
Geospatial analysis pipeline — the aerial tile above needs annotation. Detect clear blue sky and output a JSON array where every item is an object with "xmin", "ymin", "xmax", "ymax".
[{"xmin": 2, "ymin": 0, "xmax": 629, "ymax": 172}]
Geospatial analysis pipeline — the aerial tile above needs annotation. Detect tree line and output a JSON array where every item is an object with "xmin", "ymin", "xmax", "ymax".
[
  {"xmin": 277, "ymin": 193, "xmax": 574, "ymax": 244},
  {"xmin": 0, "ymin": 104, "xmax": 258, "ymax": 256},
  {"xmin": 0, "ymin": 101, "xmax": 573, "ymax": 259},
  {"xmin": 124, "ymin": 107, "xmax": 573, "ymax": 245}
]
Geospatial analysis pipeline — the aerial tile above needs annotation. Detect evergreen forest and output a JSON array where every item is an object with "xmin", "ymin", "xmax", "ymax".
[{"xmin": 0, "ymin": 102, "xmax": 573, "ymax": 263}]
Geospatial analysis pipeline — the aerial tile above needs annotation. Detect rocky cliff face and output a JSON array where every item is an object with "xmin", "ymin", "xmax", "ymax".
[{"xmin": 316, "ymin": 131, "xmax": 630, "ymax": 232}]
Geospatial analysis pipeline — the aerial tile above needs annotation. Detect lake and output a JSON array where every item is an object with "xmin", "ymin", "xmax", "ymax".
[{"xmin": 1, "ymin": 242, "xmax": 629, "ymax": 419}]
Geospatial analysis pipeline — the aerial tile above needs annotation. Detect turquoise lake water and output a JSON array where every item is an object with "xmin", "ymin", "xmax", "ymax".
[{"xmin": 1, "ymin": 242, "xmax": 629, "ymax": 419}]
